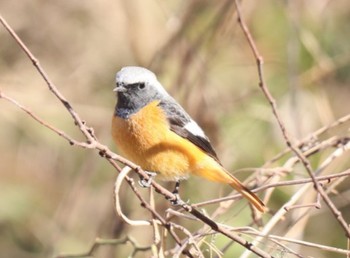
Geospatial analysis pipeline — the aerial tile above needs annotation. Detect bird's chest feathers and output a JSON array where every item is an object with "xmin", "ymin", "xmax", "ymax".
[{"xmin": 112, "ymin": 100, "xmax": 169, "ymax": 157}]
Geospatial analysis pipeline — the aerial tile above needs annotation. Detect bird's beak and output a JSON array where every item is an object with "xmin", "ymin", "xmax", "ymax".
[{"xmin": 113, "ymin": 84, "xmax": 127, "ymax": 93}]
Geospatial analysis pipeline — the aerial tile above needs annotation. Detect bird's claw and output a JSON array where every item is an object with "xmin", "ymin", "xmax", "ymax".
[
  {"xmin": 138, "ymin": 171, "xmax": 157, "ymax": 188},
  {"xmin": 166, "ymin": 193, "xmax": 185, "ymax": 206}
]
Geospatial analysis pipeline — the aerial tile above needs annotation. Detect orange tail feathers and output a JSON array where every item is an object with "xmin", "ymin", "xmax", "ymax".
[
  {"xmin": 229, "ymin": 178, "xmax": 266, "ymax": 213},
  {"xmin": 193, "ymin": 160, "xmax": 266, "ymax": 212}
]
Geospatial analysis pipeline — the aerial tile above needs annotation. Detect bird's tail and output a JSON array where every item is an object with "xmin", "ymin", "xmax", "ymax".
[
  {"xmin": 228, "ymin": 175, "xmax": 266, "ymax": 213},
  {"xmin": 193, "ymin": 159, "xmax": 266, "ymax": 212}
]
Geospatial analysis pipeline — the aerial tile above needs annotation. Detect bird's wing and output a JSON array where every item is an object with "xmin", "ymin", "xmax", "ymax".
[{"xmin": 159, "ymin": 99, "xmax": 221, "ymax": 164}]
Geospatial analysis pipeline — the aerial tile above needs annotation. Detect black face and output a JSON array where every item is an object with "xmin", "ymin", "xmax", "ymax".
[{"xmin": 114, "ymin": 81, "xmax": 163, "ymax": 119}]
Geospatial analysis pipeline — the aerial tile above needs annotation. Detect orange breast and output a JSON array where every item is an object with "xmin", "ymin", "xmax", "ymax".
[{"xmin": 112, "ymin": 100, "xmax": 206, "ymax": 180}]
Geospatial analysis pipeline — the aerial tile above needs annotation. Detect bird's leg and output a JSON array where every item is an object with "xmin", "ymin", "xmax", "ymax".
[
  {"xmin": 168, "ymin": 180, "xmax": 184, "ymax": 206},
  {"xmin": 138, "ymin": 171, "xmax": 157, "ymax": 188},
  {"xmin": 173, "ymin": 180, "xmax": 180, "ymax": 196}
]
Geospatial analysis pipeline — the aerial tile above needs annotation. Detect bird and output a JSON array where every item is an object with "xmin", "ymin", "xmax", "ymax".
[{"xmin": 111, "ymin": 66, "xmax": 265, "ymax": 212}]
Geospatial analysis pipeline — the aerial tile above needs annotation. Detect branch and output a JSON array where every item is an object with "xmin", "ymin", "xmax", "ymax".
[
  {"xmin": 56, "ymin": 236, "xmax": 151, "ymax": 258},
  {"xmin": 233, "ymin": 0, "xmax": 350, "ymax": 243},
  {"xmin": 236, "ymin": 227, "xmax": 350, "ymax": 256},
  {"xmin": 193, "ymin": 168, "xmax": 350, "ymax": 208}
]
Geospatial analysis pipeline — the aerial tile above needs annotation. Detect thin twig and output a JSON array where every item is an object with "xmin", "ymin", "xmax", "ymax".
[
  {"xmin": 113, "ymin": 167, "xmax": 193, "ymax": 257},
  {"xmin": 236, "ymin": 227, "xmax": 350, "ymax": 256},
  {"xmin": 114, "ymin": 166, "xmax": 152, "ymax": 226},
  {"xmin": 56, "ymin": 236, "xmax": 151, "ymax": 258},
  {"xmin": 233, "ymin": 0, "xmax": 350, "ymax": 244},
  {"xmin": 193, "ymin": 168, "xmax": 350, "ymax": 207},
  {"xmin": 0, "ymin": 15, "xmax": 96, "ymax": 144},
  {"xmin": 0, "ymin": 91, "xmax": 88, "ymax": 147},
  {"xmin": 266, "ymin": 113, "xmax": 350, "ymax": 166}
]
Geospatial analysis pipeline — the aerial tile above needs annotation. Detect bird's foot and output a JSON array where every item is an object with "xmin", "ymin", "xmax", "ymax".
[
  {"xmin": 169, "ymin": 193, "xmax": 185, "ymax": 206},
  {"xmin": 138, "ymin": 171, "xmax": 157, "ymax": 188},
  {"xmin": 167, "ymin": 181, "xmax": 184, "ymax": 206}
]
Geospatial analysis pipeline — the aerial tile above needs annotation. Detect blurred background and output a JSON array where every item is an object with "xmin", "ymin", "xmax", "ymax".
[{"xmin": 0, "ymin": 1, "xmax": 349, "ymax": 257}]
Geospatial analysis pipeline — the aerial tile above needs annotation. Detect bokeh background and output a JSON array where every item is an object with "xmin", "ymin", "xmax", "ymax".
[{"xmin": 1, "ymin": 1, "xmax": 349, "ymax": 257}]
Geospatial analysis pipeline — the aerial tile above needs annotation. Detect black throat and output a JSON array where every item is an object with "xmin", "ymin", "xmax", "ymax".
[
  {"xmin": 114, "ymin": 92, "xmax": 148, "ymax": 119},
  {"xmin": 114, "ymin": 86, "xmax": 165, "ymax": 119}
]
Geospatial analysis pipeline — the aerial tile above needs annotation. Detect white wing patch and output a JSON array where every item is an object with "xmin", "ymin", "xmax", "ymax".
[{"xmin": 184, "ymin": 120, "xmax": 207, "ymax": 139}]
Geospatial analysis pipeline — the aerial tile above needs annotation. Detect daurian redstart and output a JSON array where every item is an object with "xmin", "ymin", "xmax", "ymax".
[{"xmin": 112, "ymin": 66, "xmax": 265, "ymax": 212}]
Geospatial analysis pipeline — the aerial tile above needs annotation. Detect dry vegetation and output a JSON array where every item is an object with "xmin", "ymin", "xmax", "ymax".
[{"xmin": 0, "ymin": 1, "xmax": 350, "ymax": 258}]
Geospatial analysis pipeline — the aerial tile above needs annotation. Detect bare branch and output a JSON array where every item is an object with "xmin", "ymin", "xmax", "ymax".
[
  {"xmin": 233, "ymin": 0, "xmax": 350, "ymax": 244},
  {"xmin": 56, "ymin": 236, "xmax": 152, "ymax": 258}
]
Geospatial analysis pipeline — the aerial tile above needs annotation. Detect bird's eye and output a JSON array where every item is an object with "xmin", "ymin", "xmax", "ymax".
[{"xmin": 138, "ymin": 83, "xmax": 146, "ymax": 89}]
